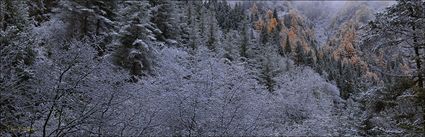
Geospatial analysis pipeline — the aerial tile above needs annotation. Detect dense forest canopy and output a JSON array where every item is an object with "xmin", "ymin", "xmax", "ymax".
[{"xmin": 1, "ymin": 0, "xmax": 424, "ymax": 136}]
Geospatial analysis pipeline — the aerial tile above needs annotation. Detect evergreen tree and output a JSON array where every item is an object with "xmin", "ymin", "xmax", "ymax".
[
  {"xmin": 113, "ymin": 1, "xmax": 155, "ymax": 78},
  {"xmin": 284, "ymin": 35, "xmax": 292, "ymax": 55},
  {"xmin": 222, "ymin": 31, "xmax": 239, "ymax": 62},
  {"xmin": 272, "ymin": 8, "xmax": 282, "ymax": 48},
  {"xmin": 283, "ymin": 14, "xmax": 291, "ymax": 29},
  {"xmin": 58, "ymin": 0, "xmax": 117, "ymax": 37},
  {"xmin": 273, "ymin": 8, "xmax": 279, "ymax": 21},
  {"xmin": 28, "ymin": 0, "xmax": 59, "ymax": 26},
  {"xmin": 182, "ymin": 1, "xmax": 202, "ymax": 51},
  {"xmin": 206, "ymin": 11, "xmax": 219, "ymax": 52},
  {"xmin": 272, "ymin": 25, "xmax": 282, "ymax": 55},
  {"xmin": 365, "ymin": 1, "xmax": 425, "ymax": 131},
  {"xmin": 202, "ymin": 7, "xmax": 209, "ymax": 39},
  {"xmin": 278, "ymin": 44, "xmax": 285, "ymax": 57},
  {"xmin": 260, "ymin": 25, "xmax": 269, "ymax": 45},
  {"xmin": 177, "ymin": 5, "xmax": 190, "ymax": 47},
  {"xmin": 150, "ymin": 0, "xmax": 178, "ymax": 41},
  {"xmin": 240, "ymin": 16, "xmax": 249, "ymax": 58},
  {"xmin": 260, "ymin": 57, "xmax": 276, "ymax": 92},
  {"xmin": 294, "ymin": 42, "xmax": 304, "ymax": 65},
  {"xmin": 212, "ymin": 0, "xmax": 232, "ymax": 31},
  {"xmin": 304, "ymin": 50, "xmax": 314, "ymax": 66},
  {"xmin": 366, "ymin": 0, "xmax": 425, "ymax": 88}
]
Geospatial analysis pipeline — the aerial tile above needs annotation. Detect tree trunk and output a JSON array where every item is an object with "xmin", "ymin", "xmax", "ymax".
[{"xmin": 43, "ymin": 103, "xmax": 55, "ymax": 137}]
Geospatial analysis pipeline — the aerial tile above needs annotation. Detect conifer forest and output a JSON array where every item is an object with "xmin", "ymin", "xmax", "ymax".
[{"xmin": 1, "ymin": 0, "xmax": 425, "ymax": 136}]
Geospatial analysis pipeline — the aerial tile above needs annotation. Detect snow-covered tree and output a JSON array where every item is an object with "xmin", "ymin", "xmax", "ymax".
[
  {"xmin": 284, "ymin": 35, "xmax": 292, "ymax": 55},
  {"xmin": 55, "ymin": 0, "xmax": 117, "ymax": 38},
  {"xmin": 0, "ymin": 2, "xmax": 36, "ymax": 135},
  {"xmin": 363, "ymin": 0, "xmax": 425, "ymax": 134},
  {"xmin": 294, "ymin": 42, "xmax": 305, "ymax": 65},
  {"xmin": 5, "ymin": 1, "xmax": 419, "ymax": 136},
  {"xmin": 0, "ymin": 29, "xmax": 37, "ymax": 137},
  {"xmin": 365, "ymin": 0, "xmax": 425, "ymax": 88},
  {"xmin": 28, "ymin": 0, "xmax": 58, "ymax": 26},
  {"xmin": 205, "ymin": 11, "xmax": 220, "ymax": 52},
  {"xmin": 113, "ymin": 1, "xmax": 156, "ymax": 78},
  {"xmin": 0, "ymin": 0, "xmax": 30, "ymax": 31},
  {"xmin": 27, "ymin": 33, "xmax": 134, "ymax": 136},
  {"xmin": 149, "ymin": 0, "xmax": 179, "ymax": 41},
  {"xmin": 240, "ymin": 15, "xmax": 250, "ymax": 58}
]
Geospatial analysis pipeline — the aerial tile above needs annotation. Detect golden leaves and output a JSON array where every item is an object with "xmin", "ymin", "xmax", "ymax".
[
  {"xmin": 250, "ymin": 3, "xmax": 258, "ymax": 15},
  {"xmin": 267, "ymin": 10, "xmax": 273, "ymax": 19},
  {"xmin": 287, "ymin": 28, "xmax": 297, "ymax": 44},
  {"xmin": 268, "ymin": 17, "xmax": 278, "ymax": 32},
  {"xmin": 329, "ymin": 21, "xmax": 359, "ymax": 64},
  {"xmin": 255, "ymin": 19, "xmax": 264, "ymax": 31}
]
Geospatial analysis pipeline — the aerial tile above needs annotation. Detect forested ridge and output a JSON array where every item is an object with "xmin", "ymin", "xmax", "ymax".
[{"xmin": 1, "ymin": 0, "xmax": 424, "ymax": 136}]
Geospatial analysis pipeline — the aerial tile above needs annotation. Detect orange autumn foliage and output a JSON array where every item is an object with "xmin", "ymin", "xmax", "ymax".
[
  {"xmin": 330, "ymin": 21, "xmax": 359, "ymax": 65},
  {"xmin": 267, "ymin": 10, "xmax": 273, "ymax": 19},
  {"xmin": 287, "ymin": 28, "xmax": 297, "ymax": 46},
  {"xmin": 340, "ymin": 23, "xmax": 356, "ymax": 58},
  {"xmin": 255, "ymin": 19, "xmax": 264, "ymax": 31},
  {"xmin": 268, "ymin": 18, "xmax": 278, "ymax": 32},
  {"xmin": 301, "ymin": 41, "xmax": 310, "ymax": 53},
  {"xmin": 289, "ymin": 11, "xmax": 299, "ymax": 29},
  {"xmin": 250, "ymin": 3, "xmax": 258, "ymax": 15},
  {"xmin": 350, "ymin": 56, "xmax": 361, "ymax": 65}
]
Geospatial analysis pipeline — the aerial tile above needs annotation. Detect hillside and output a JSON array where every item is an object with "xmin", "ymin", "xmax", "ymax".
[{"xmin": 1, "ymin": 0, "xmax": 424, "ymax": 136}]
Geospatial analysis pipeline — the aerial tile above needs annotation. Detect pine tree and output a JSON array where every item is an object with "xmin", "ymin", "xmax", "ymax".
[
  {"xmin": 200, "ymin": 5, "xmax": 208, "ymax": 39},
  {"xmin": 273, "ymin": 8, "xmax": 279, "ymax": 21},
  {"xmin": 278, "ymin": 44, "xmax": 285, "ymax": 57},
  {"xmin": 205, "ymin": 10, "xmax": 219, "ymax": 52},
  {"xmin": 283, "ymin": 14, "xmax": 292, "ymax": 29},
  {"xmin": 182, "ymin": 1, "xmax": 202, "ymax": 51},
  {"xmin": 28, "ymin": 0, "xmax": 59, "ymax": 26},
  {"xmin": 284, "ymin": 35, "xmax": 292, "ymax": 55},
  {"xmin": 294, "ymin": 42, "xmax": 304, "ymax": 65},
  {"xmin": 58, "ymin": 0, "xmax": 117, "ymax": 37},
  {"xmin": 206, "ymin": 21, "xmax": 216, "ymax": 51},
  {"xmin": 304, "ymin": 50, "xmax": 314, "ymax": 66},
  {"xmin": 113, "ymin": 1, "xmax": 155, "ymax": 78},
  {"xmin": 272, "ymin": 24, "xmax": 282, "ymax": 55},
  {"xmin": 273, "ymin": 9, "xmax": 282, "ymax": 42},
  {"xmin": 150, "ymin": 0, "xmax": 178, "ymax": 41},
  {"xmin": 240, "ymin": 15, "xmax": 249, "ymax": 58},
  {"xmin": 365, "ymin": 1, "xmax": 425, "ymax": 131},
  {"xmin": 177, "ymin": 4, "xmax": 190, "ymax": 46},
  {"xmin": 260, "ymin": 25, "xmax": 269, "ymax": 45},
  {"xmin": 211, "ymin": 0, "xmax": 231, "ymax": 30},
  {"xmin": 366, "ymin": 0, "xmax": 425, "ymax": 88},
  {"xmin": 260, "ymin": 57, "xmax": 276, "ymax": 92}
]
